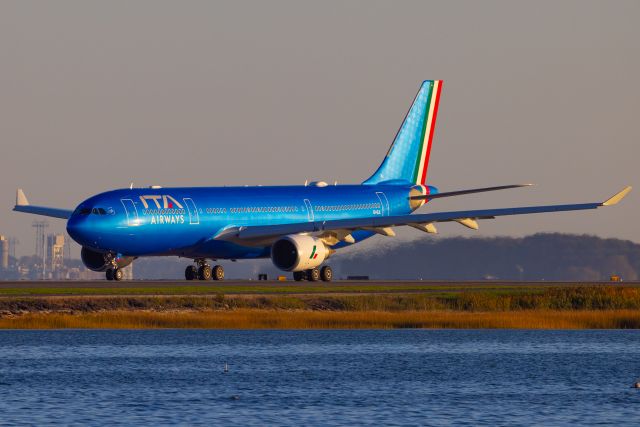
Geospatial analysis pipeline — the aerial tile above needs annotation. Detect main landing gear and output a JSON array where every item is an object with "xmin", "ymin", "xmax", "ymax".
[
  {"xmin": 293, "ymin": 265, "xmax": 333, "ymax": 282},
  {"xmin": 185, "ymin": 260, "xmax": 224, "ymax": 281}
]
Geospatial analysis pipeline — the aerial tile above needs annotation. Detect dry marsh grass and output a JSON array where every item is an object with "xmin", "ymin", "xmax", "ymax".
[
  {"xmin": 2, "ymin": 286, "xmax": 640, "ymax": 314},
  {"xmin": 2, "ymin": 309, "xmax": 640, "ymax": 329},
  {"xmin": 2, "ymin": 287, "xmax": 640, "ymax": 329}
]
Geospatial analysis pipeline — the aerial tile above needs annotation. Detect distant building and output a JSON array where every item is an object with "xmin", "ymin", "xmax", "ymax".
[
  {"xmin": 0, "ymin": 236, "xmax": 8, "ymax": 270},
  {"xmin": 46, "ymin": 234, "xmax": 65, "ymax": 278}
]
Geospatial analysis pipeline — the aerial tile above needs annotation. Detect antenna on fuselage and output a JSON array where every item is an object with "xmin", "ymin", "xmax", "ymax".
[
  {"xmin": 304, "ymin": 180, "xmax": 308, "ymax": 187},
  {"xmin": 129, "ymin": 183, "xmax": 134, "ymax": 189}
]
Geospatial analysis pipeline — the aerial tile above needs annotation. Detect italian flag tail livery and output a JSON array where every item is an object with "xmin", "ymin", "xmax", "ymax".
[{"xmin": 364, "ymin": 80, "xmax": 442, "ymax": 186}]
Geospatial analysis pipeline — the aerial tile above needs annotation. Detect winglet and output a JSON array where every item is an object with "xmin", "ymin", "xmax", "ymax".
[
  {"xmin": 602, "ymin": 186, "xmax": 632, "ymax": 206},
  {"xmin": 16, "ymin": 189, "xmax": 29, "ymax": 206}
]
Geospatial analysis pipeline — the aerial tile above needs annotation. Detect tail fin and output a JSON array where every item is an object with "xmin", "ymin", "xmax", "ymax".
[{"xmin": 363, "ymin": 80, "xmax": 442, "ymax": 186}]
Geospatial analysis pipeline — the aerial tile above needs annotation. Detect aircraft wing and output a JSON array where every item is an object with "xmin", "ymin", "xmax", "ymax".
[
  {"xmin": 12, "ymin": 189, "xmax": 73, "ymax": 219},
  {"xmin": 215, "ymin": 186, "xmax": 632, "ymax": 245}
]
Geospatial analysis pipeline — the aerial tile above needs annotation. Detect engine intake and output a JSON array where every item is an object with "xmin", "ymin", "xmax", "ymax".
[
  {"xmin": 271, "ymin": 235, "xmax": 330, "ymax": 272},
  {"xmin": 81, "ymin": 247, "xmax": 134, "ymax": 272}
]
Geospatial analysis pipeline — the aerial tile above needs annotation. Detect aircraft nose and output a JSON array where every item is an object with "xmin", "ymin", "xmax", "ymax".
[{"xmin": 66, "ymin": 215, "xmax": 90, "ymax": 246}]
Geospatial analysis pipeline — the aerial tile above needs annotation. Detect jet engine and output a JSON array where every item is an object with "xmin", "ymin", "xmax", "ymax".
[
  {"xmin": 271, "ymin": 235, "xmax": 331, "ymax": 271},
  {"xmin": 80, "ymin": 247, "xmax": 134, "ymax": 272}
]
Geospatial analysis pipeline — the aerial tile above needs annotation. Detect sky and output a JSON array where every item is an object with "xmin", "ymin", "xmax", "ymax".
[{"xmin": 0, "ymin": 0, "xmax": 638, "ymax": 258}]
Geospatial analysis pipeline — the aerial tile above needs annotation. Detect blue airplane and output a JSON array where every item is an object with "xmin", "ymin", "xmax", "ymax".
[{"xmin": 13, "ymin": 80, "xmax": 631, "ymax": 281}]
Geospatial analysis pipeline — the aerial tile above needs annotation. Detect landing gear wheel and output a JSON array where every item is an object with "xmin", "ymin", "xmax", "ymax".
[
  {"xmin": 307, "ymin": 268, "xmax": 320, "ymax": 282},
  {"xmin": 212, "ymin": 265, "xmax": 225, "ymax": 281},
  {"xmin": 320, "ymin": 266, "xmax": 333, "ymax": 282},
  {"xmin": 185, "ymin": 265, "xmax": 197, "ymax": 281},
  {"xmin": 106, "ymin": 269, "xmax": 114, "ymax": 281},
  {"xmin": 113, "ymin": 268, "xmax": 124, "ymax": 281},
  {"xmin": 293, "ymin": 271, "xmax": 306, "ymax": 281},
  {"xmin": 198, "ymin": 265, "xmax": 212, "ymax": 281}
]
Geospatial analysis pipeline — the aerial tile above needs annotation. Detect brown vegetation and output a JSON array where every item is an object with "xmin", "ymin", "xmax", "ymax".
[
  {"xmin": 2, "ymin": 286, "xmax": 640, "ymax": 329},
  {"xmin": 2, "ymin": 309, "xmax": 640, "ymax": 329},
  {"xmin": 2, "ymin": 286, "xmax": 640, "ymax": 313}
]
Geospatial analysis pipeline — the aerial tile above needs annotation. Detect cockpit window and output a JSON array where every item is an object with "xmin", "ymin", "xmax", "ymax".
[{"xmin": 74, "ymin": 205, "xmax": 111, "ymax": 216}]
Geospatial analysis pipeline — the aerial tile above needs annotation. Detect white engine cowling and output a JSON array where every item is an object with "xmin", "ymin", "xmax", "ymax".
[
  {"xmin": 271, "ymin": 235, "xmax": 330, "ymax": 272},
  {"xmin": 81, "ymin": 247, "xmax": 134, "ymax": 272}
]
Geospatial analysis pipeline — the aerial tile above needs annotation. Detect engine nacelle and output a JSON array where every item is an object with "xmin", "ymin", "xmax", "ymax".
[
  {"xmin": 80, "ymin": 247, "xmax": 134, "ymax": 272},
  {"xmin": 271, "ymin": 235, "xmax": 330, "ymax": 272}
]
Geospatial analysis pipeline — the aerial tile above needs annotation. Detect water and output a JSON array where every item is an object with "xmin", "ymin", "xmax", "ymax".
[{"xmin": 0, "ymin": 330, "xmax": 638, "ymax": 426}]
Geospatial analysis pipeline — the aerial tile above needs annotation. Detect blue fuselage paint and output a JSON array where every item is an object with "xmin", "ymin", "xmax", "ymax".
[{"xmin": 66, "ymin": 184, "xmax": 437, "ymax": 259}]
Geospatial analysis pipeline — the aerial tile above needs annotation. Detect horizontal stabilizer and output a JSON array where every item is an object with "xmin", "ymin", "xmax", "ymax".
[
  {"xmin": 13, "ymin": 189, "xmax": 73, "ymax": 219},
  {"xmin": 410, "ymin": 184, "xmax": 532, "ymax": 200}
]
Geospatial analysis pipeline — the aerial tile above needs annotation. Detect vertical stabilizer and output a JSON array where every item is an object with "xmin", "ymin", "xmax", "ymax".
[{"xmin": 364, "ymin": 80, "xmax": 442, "ymax": 186}]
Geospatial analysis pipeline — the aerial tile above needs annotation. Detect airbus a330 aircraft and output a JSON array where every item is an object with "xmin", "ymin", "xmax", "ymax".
[{"xmin": 13, "ymin": 80, "xmax": 631, "ymax": 281}]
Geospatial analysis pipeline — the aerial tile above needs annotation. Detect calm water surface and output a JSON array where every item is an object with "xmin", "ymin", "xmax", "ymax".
[{"xmin": 0, "ymin": 330, "xmax": 638, "ymax": 426}]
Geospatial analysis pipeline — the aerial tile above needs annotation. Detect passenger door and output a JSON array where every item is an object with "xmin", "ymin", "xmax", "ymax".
[
  {"xmin": 375, "ymin": 192, "xmax": 390, "ymax": 216},
  {"xmin": 120, "ymin": 199, "xmax": 139, "ymax": 226},
  {"xmin": 183, "ymin": 198, "xmax": 200, "ymax": 225},
  {"xmin": 303, "ymin": 199, "xmax": 314, "ymax": 222}
]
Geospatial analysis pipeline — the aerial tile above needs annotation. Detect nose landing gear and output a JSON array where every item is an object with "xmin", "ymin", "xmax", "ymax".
[
  {"xmin": 105, "ymin": 255, "xmax": 125, "ymax": 281},
  {"xmin": 185, "ymin": 260, "xmax": 224, "ymax": 281},
  {"xmin": 105, "ymin": 267, "xmax": 124, "ymax": 281}
]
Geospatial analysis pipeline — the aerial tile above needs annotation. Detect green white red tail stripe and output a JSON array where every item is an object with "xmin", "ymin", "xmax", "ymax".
[{"xmin": 413, "ymin": 80, "xmax": 442, "ymax": 186}]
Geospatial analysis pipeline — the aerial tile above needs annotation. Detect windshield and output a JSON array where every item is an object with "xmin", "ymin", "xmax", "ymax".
[{"xmin": 74, "ymin": 206, "xmax": 113, "ymax": 216}]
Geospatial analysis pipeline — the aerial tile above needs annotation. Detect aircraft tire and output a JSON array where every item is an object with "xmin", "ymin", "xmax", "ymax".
[
  {"xmin": 105, "ymin": 269, "xmax": 114, "ymax": 281},
  {"xmin": 293, "ymin": 271, "xmax": 306, "ymax": 281},
  {"xmin": 113, "ymin": 268, "xmax": 124, "ymax": 281},
  {"xmin": 320, "ymin": 266, "xmax": 333, "ymax": 282},
  {"xmin": 307, "ymin": 268, "xmax": 320, "ymax": 282},
  {"xmin": 198, "ymin": 265, "xmax": 212, "ymax": 281},
  {"xmin": 185, "ymin": 265, "xmax": 197, "ymax": 281},
  {"xmin": 212, "ymin": 265, "xmax": 225, "ymax": 281}
]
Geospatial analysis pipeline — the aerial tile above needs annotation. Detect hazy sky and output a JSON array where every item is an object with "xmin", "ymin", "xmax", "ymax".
[{"xmin": 1, "ymin": 0, "xmax": 638, "ymax": 257}]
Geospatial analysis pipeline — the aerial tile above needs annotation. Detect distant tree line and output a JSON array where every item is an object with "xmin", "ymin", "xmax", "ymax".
[{"xmin": 332, "ymin": 233, "xmax": 640, "ymax": 281}]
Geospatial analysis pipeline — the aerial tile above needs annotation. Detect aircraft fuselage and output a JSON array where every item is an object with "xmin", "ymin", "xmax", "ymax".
[{"xmin": 66, "ymin": 184, "xmax": 431, "ymax": 259}]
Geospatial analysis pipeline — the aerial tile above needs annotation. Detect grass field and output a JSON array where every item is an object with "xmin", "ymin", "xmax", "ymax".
[
  {"xmin": 1, "ymin": 285, "xmax": 640, "ymax": 329},
  {"xmin": 0, "ymin": 282, "xmax": 551, "ymax": 296}
]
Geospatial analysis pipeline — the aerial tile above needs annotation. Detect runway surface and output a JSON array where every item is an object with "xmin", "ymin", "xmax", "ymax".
[{"xmin": 0, "ymin": 280, "xmax": 635, "ymax": 297}]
